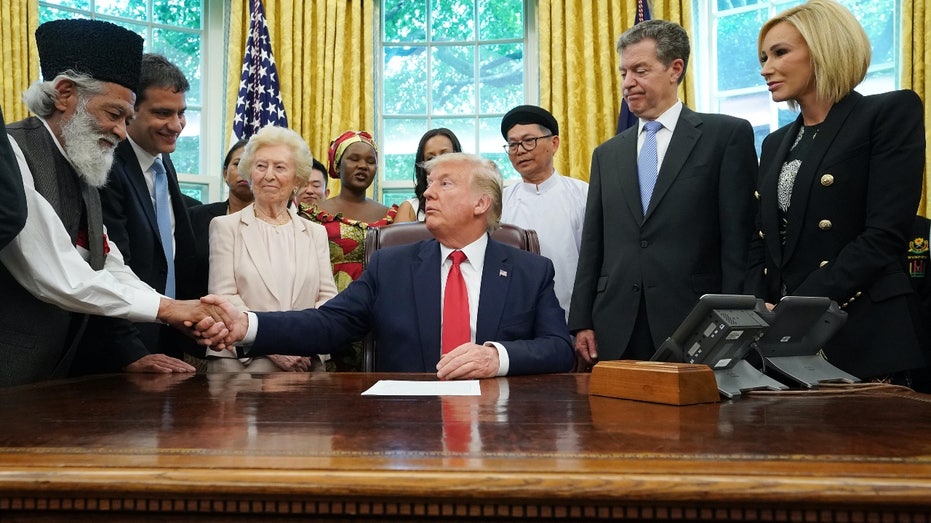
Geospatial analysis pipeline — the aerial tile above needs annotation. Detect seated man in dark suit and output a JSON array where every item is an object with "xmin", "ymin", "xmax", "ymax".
[{"xmin": 197, "ymin": 152, "xmax": 574, "ymax": 379}]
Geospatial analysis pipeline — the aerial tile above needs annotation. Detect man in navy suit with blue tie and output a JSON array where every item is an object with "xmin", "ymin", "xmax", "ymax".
[{"xmin": 198, "ymin": 152, "xmax": 574, "ymax": 379}]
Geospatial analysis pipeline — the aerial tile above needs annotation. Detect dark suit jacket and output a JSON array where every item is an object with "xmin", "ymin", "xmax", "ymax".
[
  {"xmin": 250, "ymin": 236, "xmax": 574, "ymax": 375},
  {"xmin": 745, "ymin": 90, "xmax": 926, "ymax": 378},
  {"xmin": 0, "ymin": 107, "xmax": 27, "ymax": 251},
  {"xmin": 569, "ymin": 106, "xmax": 758, "ymax": 359},
  {"xmin": 189, "ymin": 200, "xmax": 227, "ymax": 289},
  {"xmin": 97, "ymin": 140, "xmax": 203, "ymax": 358}
]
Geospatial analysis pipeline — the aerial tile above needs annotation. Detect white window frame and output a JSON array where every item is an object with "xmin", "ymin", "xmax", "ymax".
[
  {"xmin": 37, "ymin": 0, "xmax": 225, "ymax": 202},
  {"xmin": 374, "ymin": 0, "xmax": 537, "ymax": 203}
]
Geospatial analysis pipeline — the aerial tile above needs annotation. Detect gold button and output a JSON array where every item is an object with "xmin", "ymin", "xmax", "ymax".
[
  {"xmin": 819, "ymin": 260, "xmax": 829, "ymax": 267},
  {"xmin": 754, "ymin": 190, "xmax": 760, "ymax": 200},
  {"xmin": 819, "ymin": 219, "xmax": 832, "ymax": 230},
  {"xmin": 855, "ymin": 291, "xmax": 862, "ymax": 297},
  {"xmin": 821, "ymin": 174, "xmax": 835, "ymax": 187},
  {"xmin": 763, "ymin": 268, "xmax": 768, "ymax": 275},
  {"xmin": 758, "ymin": 230, "xmax": 765, "ymax": 239}
]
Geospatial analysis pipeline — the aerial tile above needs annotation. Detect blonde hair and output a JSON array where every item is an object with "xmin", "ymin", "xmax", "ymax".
[
  {"xmin": 238, "ymin": 125, "xmax": 314, "ymax": 188},
  {"xmin": 758, "ymin": 0, "xmax": 870, "ymax": 109},
  {"xmin": 423, "ymin": 152, "xmax": 503, "ymax": 231}
]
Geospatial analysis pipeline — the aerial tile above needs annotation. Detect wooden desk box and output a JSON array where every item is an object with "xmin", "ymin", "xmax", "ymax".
[{"xmin": 589, "ymin": 360, "xmax": 720, "ymax": 405}]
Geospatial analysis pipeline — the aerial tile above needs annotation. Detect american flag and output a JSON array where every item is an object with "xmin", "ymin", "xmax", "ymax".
[
  {"xmin": 233, "ymin": 0, "xmax": 288, "ymax": 140},
  {"xmin": 616, "ymin": 0, "xmax": 652, "ymax": 134}
]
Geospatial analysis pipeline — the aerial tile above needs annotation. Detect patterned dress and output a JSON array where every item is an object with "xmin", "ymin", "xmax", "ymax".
[{"xmin": 298, "ymin": 203, "xmax": 399, "ymax": 370}]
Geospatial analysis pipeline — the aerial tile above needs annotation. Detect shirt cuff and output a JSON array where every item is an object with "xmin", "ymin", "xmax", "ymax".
[
  {"xmin": 486, "ymin": 341, "xmax": 509, "ymax": 376},
  {"xmin": 127, "ymin": 289, "xmax": 163, "ymax": 323},
  {"xmin": 242, "ymin": 311, "xmax": 259, "ymax": 347}
]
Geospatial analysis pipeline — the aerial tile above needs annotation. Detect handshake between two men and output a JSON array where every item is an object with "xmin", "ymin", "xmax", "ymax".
[{"xmin": 172, "ymin": 294, "xmax": 518, "ymax": 381}]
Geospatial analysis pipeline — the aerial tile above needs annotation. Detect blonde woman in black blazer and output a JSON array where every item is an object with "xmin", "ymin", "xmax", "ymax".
[{"xmin": 747, "ymin": 0, "xmax": 926, "ymax": 381}]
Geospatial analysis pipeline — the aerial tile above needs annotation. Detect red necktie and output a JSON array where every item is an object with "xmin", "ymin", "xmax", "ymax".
[{"xmin": 442, "ymin": 250, "xmax": 470, "ymax": 354}]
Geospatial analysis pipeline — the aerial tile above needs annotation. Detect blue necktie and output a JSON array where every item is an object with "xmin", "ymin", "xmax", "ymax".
[
  {"xmin": 638, "ymin": 120, "xmax": 663, "ymax": 214},
  {"xmin": 152, "ymin": 157, "xmax": 175, "ymax": 298}
]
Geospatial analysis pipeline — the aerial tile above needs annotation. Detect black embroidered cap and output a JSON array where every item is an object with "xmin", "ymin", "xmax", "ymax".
[
  {"xmin": 500, "ymin": 105, "xmax": 559, "ymax": 139},
  {"xmin": 36, "ymin": 19, "xmax": 144, "ymax": 93}
]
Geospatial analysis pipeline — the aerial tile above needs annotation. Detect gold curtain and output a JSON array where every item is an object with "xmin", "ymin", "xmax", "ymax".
[
  {"xmin": 226, "ymin": 0, "xmax": 374, "ymax": 196},
  {"xmin": 0, "ymin": 0, "xmax": 39, "ymax": 121},
  {"xmin": 538, "ymin": 0, "xmax": 693, "ymax": 182},
  {"xmin": 902, "ymin": 0, "xmax": 930, "ymax": 217}
]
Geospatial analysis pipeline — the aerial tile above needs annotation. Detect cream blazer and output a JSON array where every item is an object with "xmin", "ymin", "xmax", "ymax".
[{"xmin": 208, "ymin": 203, "xmax": 338, "ymax": 312}]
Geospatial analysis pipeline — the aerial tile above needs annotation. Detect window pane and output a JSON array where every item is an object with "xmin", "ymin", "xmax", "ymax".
[
  {"xmin": 153, "ymin": 0, "xmax": 202, "ymax": 29},
  {"xmin": 715, "ymin": 8, "xmax": 768, "ymax": 91},
  {"xmin": 479, "ymin": 117, "xmax": 519, "ymax": 181},
  {"xmin": 432, "ymin": 45, "xmax": 475, "ymax": 114},
  {"xmin": 175, "ymin": 108, "xmax": 201, "ymax": 175},
  {"xmin": 384, "ymin": 0, "xmax": 427, "ymax": 42},
  {"xmin": 382, "ymin": 118, "xmax": 427, "ymax": 183},
  {"xmin": 179, "ymin": 182, "xmax": 208, "ymax": 203},
  {"xmin": 847, "ymin": 0, "xmax": 895, "ymax": 65},
  {"xmin": 152, "ymin": 28, "xmax": 202, "ymax": 106},
  {"xmin": 378, "ymin": 0, "xmax": 527, "ymax": 205},
  {"xmin": 478, "ymin": 0, "xmax": 523, "ymax": 40},
  {"xmin": 717, "ymin": 0, "xmax": 763, "ymax": 9},
  {"xmin": 39, "ymin": 6, "xmax": 89, "ymax": 24},
  {"xmin": 479, "ymin": 43, "xmax": 523, "ymax": 114},
  {"xmin": 383, "ymin": 189, "xmax": 416, "ymax": 207},
  {"xmin": 94, "ymin": 0, "xmax": 145, "ymax": 19},
  {"xmin": 42, "ymin": 0, "xmax": 90, "ymax": 8},
  {"xmin": 384, "ymin": 47, "xmax": 428, "ymax": 114},
  {"xmin": 431, "ymin": 0, "xmax": 475, "ymax": 42},
  {"xmin": 430, "ymin": 117, "xmax": 477, "ymax": 153}
]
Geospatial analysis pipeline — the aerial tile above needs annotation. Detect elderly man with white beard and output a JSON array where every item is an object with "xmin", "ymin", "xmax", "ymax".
[{"xmin": 0, "ymin": 19, "xmax": 224, "ymax": 387}]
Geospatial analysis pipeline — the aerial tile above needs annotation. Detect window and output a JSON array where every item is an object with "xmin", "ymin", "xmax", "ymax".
[
  {"xmin": 692, "ymin": 0, "xmax": 900, "ymax": 152},
  {"xmin": 38, "ymin": 0, "xmax": 225, "ymax": 202},
  {"xmin": 377, "ymin": 0, "xmax": 531, "ymax": 207}
]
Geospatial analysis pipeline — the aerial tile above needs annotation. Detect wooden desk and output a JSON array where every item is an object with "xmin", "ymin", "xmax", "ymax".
[{"xmin": 1, "ymin": 373, "xmax": 930, "ymax": 521}]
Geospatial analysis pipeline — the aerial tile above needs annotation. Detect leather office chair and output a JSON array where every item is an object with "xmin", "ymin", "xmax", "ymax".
[{"xmin": 359, "ymin": 222, "xmax": 541, "ymax": 371}]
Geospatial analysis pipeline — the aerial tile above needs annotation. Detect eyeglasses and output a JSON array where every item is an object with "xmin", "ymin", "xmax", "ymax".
[{"xmin": 503, "ymin": 134, "xmax": 554, "ymax": 154}]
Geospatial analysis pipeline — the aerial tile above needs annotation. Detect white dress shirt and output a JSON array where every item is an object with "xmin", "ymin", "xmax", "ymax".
[
  {"xmin": 126, "ymin": 137, "xmax": 176, "ymax": 254},
  {"xmin": 638, "ymin": 100, "xmax": 683, "ymax": 173},
  {"xmin": 1, "ymin": 126, "xmax": 162, "ymax": 322}
]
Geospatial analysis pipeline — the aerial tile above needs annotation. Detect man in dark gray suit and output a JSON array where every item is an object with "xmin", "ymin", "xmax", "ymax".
[
  {"xmin": 97, "ymin": 54, "xmax": 203, "ymax": 364},
  {"xmin": 569, "ymin": 20, "xmax": 758, "ymax": 365}
]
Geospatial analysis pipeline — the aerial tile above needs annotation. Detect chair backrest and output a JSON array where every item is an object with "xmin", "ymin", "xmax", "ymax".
[
  {"xmin": 364, "ymin": 222, "xmax": 540, "ymax": 266},
  {"xmin": 359, "ymin": 222, "xmax": 541, "ymax": 371}
]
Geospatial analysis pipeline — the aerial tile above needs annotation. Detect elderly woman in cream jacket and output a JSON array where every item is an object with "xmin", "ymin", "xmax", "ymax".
[{"xmin": 207, "ymin": 126, "xmax": 338, "ymax": 372}]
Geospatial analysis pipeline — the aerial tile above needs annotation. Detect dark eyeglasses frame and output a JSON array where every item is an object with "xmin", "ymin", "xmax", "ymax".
[{"xmin": 503, "ymin": 134, "xmax": 554, "ymax": 154}]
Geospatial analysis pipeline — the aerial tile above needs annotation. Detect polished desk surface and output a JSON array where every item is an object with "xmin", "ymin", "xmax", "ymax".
[{"xmin": 1, "ymin": 372, "xmax": 930, "ymax": 521}]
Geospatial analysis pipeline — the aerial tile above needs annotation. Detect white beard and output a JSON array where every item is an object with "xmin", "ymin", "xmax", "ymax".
[{"xmin": 60, "ymin": 105, "xmax": 120, "ymax": 188}]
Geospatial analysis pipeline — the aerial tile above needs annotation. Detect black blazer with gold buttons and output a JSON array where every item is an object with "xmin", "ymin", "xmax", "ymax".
[{"xmin": 745, "ymin": 90, "xmax": 926, "ymax": 379}]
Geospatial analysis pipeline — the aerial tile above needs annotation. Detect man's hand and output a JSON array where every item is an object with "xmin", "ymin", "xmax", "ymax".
[
  {"xmin": 192, "ymin": 295, "xmax": 249, "ymax": 349},
  {"xmin": 123, "ymin": 353, "xmax": 195, "ymax": 374},
  {"xmin": 574, "ymin": 329, "xmax": 598, "ymax": 366},
  {"xmin": 267, "ymin": 354, "xmax": 313, "ymax": 372},
  {"xmin": 436, "ymin": 342, "xmax": 499, "ymax": 380},
  {"xmin": 158, "ymin": 298, "xmax": 228, "ymax": 333}
]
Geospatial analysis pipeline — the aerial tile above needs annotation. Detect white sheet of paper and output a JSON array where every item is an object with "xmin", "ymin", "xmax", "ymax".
[{"xmin": 361, "ymin": 380, "xmax": 481, "ymax": 396}]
